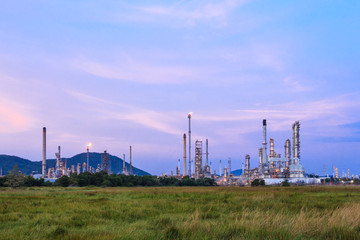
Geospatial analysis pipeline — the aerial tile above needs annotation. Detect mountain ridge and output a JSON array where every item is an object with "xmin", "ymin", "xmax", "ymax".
[{"xmin": 0, "ymin": 153, "xmax": 150, "ymax": 176}]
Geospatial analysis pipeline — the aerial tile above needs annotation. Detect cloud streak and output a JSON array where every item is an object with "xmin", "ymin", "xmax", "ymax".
[
  {"xmin": 68, "ymin": 90, "xmax": 183, "ymax": 136},
  {"xmin": 104, "ymin": 0, "xmax": 250, "ymax": 27},
  {"xmin": 73, "ymin": 58, "xmax": 210, "ymax": 84},
  {"xmin": 138, "ymin": 0, "xmax": 248, "ymax": 26},
  {"xmin": 68, "ymin": 89, "xmax": 360, "ymax": 146}
]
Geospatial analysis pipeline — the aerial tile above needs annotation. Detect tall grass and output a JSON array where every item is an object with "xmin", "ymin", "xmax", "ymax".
[{"xmin": 0, "ymin": 186, "xmax": 359, "ymax": 239}]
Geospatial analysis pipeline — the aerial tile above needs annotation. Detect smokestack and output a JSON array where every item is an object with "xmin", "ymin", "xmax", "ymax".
[
  {"xmin": 245, "ymin": 154, "xmax": 250, "ymax": 171},
  {"xmin": 228, "ymin": 158, "xmax": 231, "ymax": 176},
  {"xmin": 129, "ymin": 146, "xmax": 133, "ymax": 175},
  {"xmin": 245, "ymin": 154, "xmax": 250, "ymax": 178},
  {"xmin": 86, "ymin": 145, "xmax": 89, "ymax": 172},
  {"xmin": 220, "ymin": 159, "xmax": 222, "ymax": 177},
  {"xmin": 262, "ymin": 119, "xmax": 268, "ymax": 166},
  {"xmin": 206, "ymin": 139, "xmax": 209, "ymax": 166},
  {"xmin": 42, "ymin": 127, "xmax": 46, "ymax": 178},
  {"xmin": 183, "ymin": 134, "xmax": 186, "ymax": 176},
  {"xmin": 188, "ymin": 113, "xmax": 192, "ymax": 176},
  {"xmin": 122, "ymin": 154, "xmax": 126, "ymax": 174}
]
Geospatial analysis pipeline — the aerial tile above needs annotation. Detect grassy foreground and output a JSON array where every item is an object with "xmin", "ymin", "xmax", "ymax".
[{"xmin": 0, "ymin": 186, "xmax": 360, "ymax": 239}]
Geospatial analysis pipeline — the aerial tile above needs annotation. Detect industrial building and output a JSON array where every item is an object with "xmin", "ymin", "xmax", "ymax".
[
  {"xmin": 41, "ymin": 116, "xmax": 317, "ymax": 185},
  {"xmin": 40, "ymin": 127, "xmax": 132, "ymax": 179},
  {"xmin": 176, "ymin": 116, "xmax": 318, "ymax": 185},
  {"xmin": 217, "ymin": 120, "xmax": 321, "ymax": 185},
  {"xmin": 237, "ymin": 120, "xmax": 308, "ymax": 184}
]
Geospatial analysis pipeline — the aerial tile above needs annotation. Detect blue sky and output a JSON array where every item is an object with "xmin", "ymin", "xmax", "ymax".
[{"xmin": 0, "ymin": 0, "xmax": 359, "ymax": 175}]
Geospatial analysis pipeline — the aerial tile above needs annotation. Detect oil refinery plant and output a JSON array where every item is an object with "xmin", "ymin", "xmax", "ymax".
[
  {"xmin": 40, "ymin": 127, "xmax": 134, "ymax": 180},
  {"xmin": 38, "ymin": 115, "xmax": 320, "ymax": 185},
  {"xmin": 171, "ymin": 116, "xmax": 320, "ymax": 185}
]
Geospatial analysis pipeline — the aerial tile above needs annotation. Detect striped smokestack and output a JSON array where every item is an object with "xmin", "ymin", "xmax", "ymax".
[
  {"xmin": 42, "ymin": 127, "xmax": 46, "ymax": 178},
  {"xmin": 183, "ymin": 133, "xmax": 186, "ymax": 176},
  {"xmin": 129, "ymin": 146, "xmax": 133, "ymax": 175}
]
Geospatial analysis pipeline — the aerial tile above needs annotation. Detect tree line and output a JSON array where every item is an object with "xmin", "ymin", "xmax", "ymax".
[{"xmin": 0, "ymin": 165, "xmax": 216, "ymax": 188}]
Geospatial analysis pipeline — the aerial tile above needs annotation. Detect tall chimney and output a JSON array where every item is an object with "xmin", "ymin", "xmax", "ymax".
[
  {"xmin": 122, "ymin": 154, "xmax": 126, "ymax": 174},
  {"xmin": 245, "ymin": 154, "xmax": 250, "ymax": 177},
  {"xmin": 129, "ymin": 146, "xmax": 133, "ymax": 175},
  {"xmin": 188, "ymin": 113, "xmax": 192, "ymax": 176},
  {"xmin": 228, "ymin": 158, "xmax": 231, "ymax": 176},
  {"xmin": 86, "ymin": 145, "xmax": 89, "ymax": 172},
  {"xmin": 42, "ymin": 127, "xmax": 46, "ymax": 178},
  {"xmin": 220, "ymin": 159, "xmax": 222, "ymax": 177},
  {"xmin": 183, "ymin": 134, "xmax": 186, "ymax": 176},
  {"xmin": 262, "ymin": 119, "xmax": 268, "ymax": 166},
  {"xmin": 206, "ymin": 139, "xmax": 209, "ymax": 166}
]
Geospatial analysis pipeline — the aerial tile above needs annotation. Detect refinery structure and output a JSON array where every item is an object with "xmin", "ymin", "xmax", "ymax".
[
  {"xmin": 169, "ymin": 114, "xmax": 320, "ymax": 185},
  {"xmin": 40, "ymin": 127, "xmax": 134, "ymax": 180},
  {"xmin": 34, "ymin": 114, "xmax": 320, "ymax": 185},
  {"xmin": 243, "ymin": 120, "xmax": 305, "ymax": 179},
  {"xmin": 238, "ymin": 119, "xmax": 312, "ymax": 185}
]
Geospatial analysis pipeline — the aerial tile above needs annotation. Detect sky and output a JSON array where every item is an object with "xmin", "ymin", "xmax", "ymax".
[{"xmin": 0, "ymin": 0, "xmax": 359, "ymax": 175}]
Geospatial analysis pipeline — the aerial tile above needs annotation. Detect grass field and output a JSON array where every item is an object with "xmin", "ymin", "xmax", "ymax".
[{"xmin": 0, "ymin": 186, "xmax": 360, "ymax": 239}]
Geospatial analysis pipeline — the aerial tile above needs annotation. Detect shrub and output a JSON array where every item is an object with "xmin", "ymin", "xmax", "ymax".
[
  {"xmin": 282, "ymin": 179, "xmax": 290, "ymax": 187},
  {"xmin": 5, "ymin": 165, "xmax": 25, "ymax": 188},
  {"xmin": 55, "ymin": 176, "xmax": 70, "ymax": 187},
  {"xmin": 251, "ymin": 179, "xmax": 266, "ymax": 187}
]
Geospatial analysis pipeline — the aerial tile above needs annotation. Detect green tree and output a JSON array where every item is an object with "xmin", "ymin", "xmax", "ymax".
[
  {"xmin": 179, "ymin": 176, "xmax": 196, "ymax": 186},
  {"xmin": 24, "ymin": 176, "xmax": 36, "ymax": 187},
  {"xmin": 69, "ymin": 173, "xmax": 78, "ymax": 186},
  {"xmin": 5, "ymin": 165, "xmax": 25, "ymax": 188},
  {"xmin": 251, "ymin": 179, "xmax": 260, "ymax": 186},
  {"xmin": 76, "ymin": 172, "xmax": 91, "ymax": 186},
  {"xmin": 159, "ymin": 177, "xmax": 179, "ymax": 186},
  {"xmin": 251, "ymin": 179, "xmax": 265, "ymax": 187},
  {"xmin": 282, "ymin": 179, "xmax": 290, "ymax": 187},
  {"xmin": 0, "ymin": 177, "xmax": 6, "ymax": 187},
  {"xmin": 139, "ymin": 175, "xmax": 159, "ymax": 186},
  {"xmin": 55, "ymin": 175, "xmax": 70, "ymax": 187},
  {"xmin": 90, "ymin": 171, "xmax": 107, "ymax": 186},
  {"xmin": 260, "ymin": 179, "xmax": 265, "ymax": 186},
  {"xmin": 24, "ymin": 176, "xmax": 45, "ymax": 187},
  {"xmin": 43, "ymin": 180, "xmax": 53, "ymax": 186}
]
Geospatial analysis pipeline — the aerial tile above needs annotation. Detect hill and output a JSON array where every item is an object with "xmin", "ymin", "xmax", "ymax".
[
  {"xmin": 0, "ymin": 155, "xmax": 41, "ymax": 175},
  {"xmin": 231, "ymin": 169, "xmax": 243, "ymax": 176},
  {"xmin": 0, "ymin": 153, "xmax": 150, "ymax": 176}
]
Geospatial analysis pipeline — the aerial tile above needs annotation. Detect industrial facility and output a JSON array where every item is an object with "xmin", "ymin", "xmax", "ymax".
[
  {"xmin": 171, "ymin": 115, "xmax": 320, "ymax": 185},
  {"xmin": 34, "ymin": 115, "xmax": 319, "ymax": 185},
  {"xmin": 236, "ymin": 119, "xmax": 314, "ymax": 185},
  {"xmin": 40, "ymin": 127, "xmax": 133, "ymax": 180}
]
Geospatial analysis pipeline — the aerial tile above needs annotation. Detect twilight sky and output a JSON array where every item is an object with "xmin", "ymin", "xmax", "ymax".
[{"xmin": 0, "ymin": 0, "xmax": 359, "ymax": 175}]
